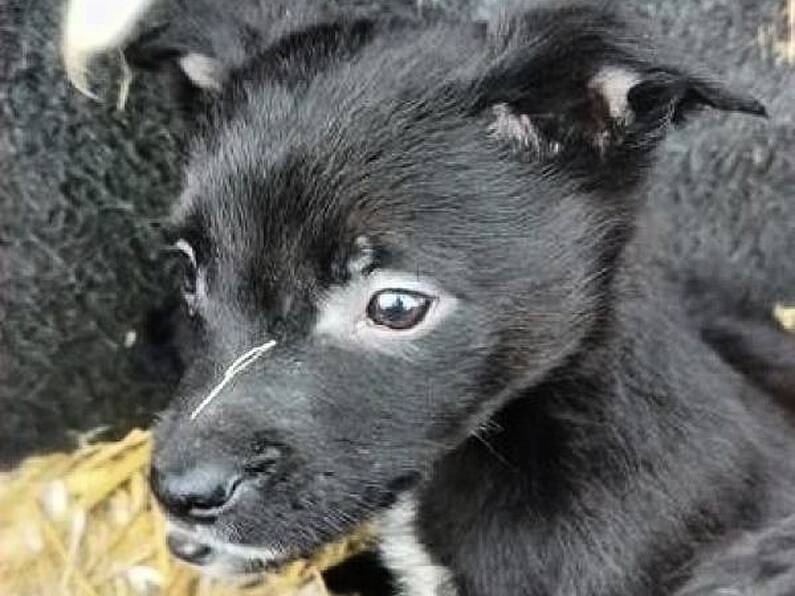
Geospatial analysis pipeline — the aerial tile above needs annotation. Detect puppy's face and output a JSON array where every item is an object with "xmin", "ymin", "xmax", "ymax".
[{"xmin": 145, "ymin": 9, "xmax": 764, "ymax": 576}]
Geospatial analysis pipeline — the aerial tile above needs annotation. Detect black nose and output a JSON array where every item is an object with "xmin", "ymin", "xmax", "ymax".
[
  {"xmin": 166, "ymin": 532, "xmax": 214, "ymax": 566},
  {"xmin": 150, "ymin": 462, "xmax": 242, "ymax": 521}
]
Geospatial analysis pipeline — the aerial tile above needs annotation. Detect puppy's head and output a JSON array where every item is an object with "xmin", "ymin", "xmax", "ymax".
[{"xmin": 88, "ymin": 2, "xmax": 764, "ymax": 575}]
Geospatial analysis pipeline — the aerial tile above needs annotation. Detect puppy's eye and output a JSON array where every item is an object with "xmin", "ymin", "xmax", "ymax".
[
  {"xmin": 366, "ymin": 290, "xmax": 434, "ymax": 330},
  {"xmin": 174, "ymin": 239, "xmax": 198, "ymax": 315}
]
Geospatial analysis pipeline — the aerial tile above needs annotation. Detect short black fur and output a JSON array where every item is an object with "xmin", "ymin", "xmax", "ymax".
[
  {"xmin": 130, "ymin": 2, "xmax": 795, "ymax": 594},
  {"xmin": 3, "ymin": 0, "xmax": 794, "ymax": 593}
]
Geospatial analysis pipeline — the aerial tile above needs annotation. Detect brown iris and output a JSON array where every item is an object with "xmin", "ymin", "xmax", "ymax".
[{"xmin": 366, "ymin": 289, "xmax": 433, "ymax": 330}]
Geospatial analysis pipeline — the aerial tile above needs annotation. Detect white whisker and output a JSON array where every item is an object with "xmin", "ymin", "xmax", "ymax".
[{"xmin": 190, "ymin": 340, "xmax": 277, "ymax": 420}]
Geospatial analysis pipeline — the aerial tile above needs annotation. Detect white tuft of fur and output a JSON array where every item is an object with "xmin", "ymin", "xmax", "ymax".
[
  {"xmin": 62, "ymin": 0, "xmax": 156, "ymax": 98},
  {"xmin": 488, "ymin": 103, "xmax": 562, "ymax": 158},
  {"xmin": 489, "ymin": 103, "xmax": 540, "ymax": 149},
  {"xmin": 164, "ymin": 521, "xmax": 285, "ymax": 578},
  {"xmin": 589, "ymin": 67, "xmax": 640, "ymax": 122},
  {"xmin": 178, "ymin": 53, "xmax": 224, "ymax": 91},
  {"xmin": 377, "ymin": 495, "xmax": 457, "ymax": 596}
]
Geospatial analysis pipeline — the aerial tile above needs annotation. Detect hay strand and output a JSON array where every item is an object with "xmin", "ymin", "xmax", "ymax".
[{"xmin": 0, "ymin": 429, "xmax": 373, "ymax": 596}]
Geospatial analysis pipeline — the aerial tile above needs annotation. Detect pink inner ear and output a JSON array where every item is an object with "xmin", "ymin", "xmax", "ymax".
[
  {"xmin": 487, "ymin": 68, "xmax": 642, "ymax": 158},
  {"xmin": 588, "ymin": 67, "xmax": 641, "ymax": 124},
  {"xmin": 489, "ymin": 104, "xmax": 539, "ymax": 146},
  {"xmin": 488, "ymin": 103, "xmax": 558, "ymax": 158}
]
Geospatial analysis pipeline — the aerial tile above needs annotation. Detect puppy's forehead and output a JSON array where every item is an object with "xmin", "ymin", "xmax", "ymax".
[
  {"xmin": 174, "ymin": 148, "xmax": 408, "ymax": 314},
  {"xmin": 178, "ymin": 123, "xmax": 397, "ymax": 268},
  {"xmin": 174, "ymin": 28, "xmax": 493, "ymax": 282}
]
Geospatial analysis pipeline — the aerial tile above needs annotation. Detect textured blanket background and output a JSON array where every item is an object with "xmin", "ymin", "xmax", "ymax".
[
  {"xmin": 1, "ymin": 0, "xmax": 183, "ymax": 463},
  {"xmin": 636, "ymin": 0, "xmax": 794, "ymax": 322},
  {"xmin": 1, "ymin": 0, "xmax": 792, "ymax": 465}
]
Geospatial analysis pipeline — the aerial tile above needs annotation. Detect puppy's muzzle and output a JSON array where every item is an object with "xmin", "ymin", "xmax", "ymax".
[{"xmin": 150, "ymin": 460, "xmax": 245, "ymax": 522}]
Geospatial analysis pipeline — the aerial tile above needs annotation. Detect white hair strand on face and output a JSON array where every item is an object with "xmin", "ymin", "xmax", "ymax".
[{"xmin": 190, "ymin": 340, "xmax": 278, "ymax": 421}]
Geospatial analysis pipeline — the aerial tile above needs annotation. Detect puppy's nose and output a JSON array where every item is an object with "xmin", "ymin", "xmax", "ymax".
[
  {"xmin": 150, "ymin": 462, "xmax": 242, "ymax": 521},
  {"xmin": 166, "ymin": 532, "xmax": 213, "ymax": 566}
]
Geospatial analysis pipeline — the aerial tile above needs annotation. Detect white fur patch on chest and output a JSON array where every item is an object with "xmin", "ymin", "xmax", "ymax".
[{"xmin": 377, "ymin": 495, "xmax": 458, "ymax": 596}]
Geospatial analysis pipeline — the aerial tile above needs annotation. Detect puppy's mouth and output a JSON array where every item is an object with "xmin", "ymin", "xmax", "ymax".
[
  {"xmin": 165, "ymin": 521, "xmax": 288, "ymax": 578},
  {"xmin": 161, "ymin": 474, "xmax": 418, "ymax": 577}
]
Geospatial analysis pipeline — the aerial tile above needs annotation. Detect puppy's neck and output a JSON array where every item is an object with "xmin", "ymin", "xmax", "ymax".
[
  {"xmin": 409, "ymin": 285, "xmax": 788, "ymax": 594},
  {"xmin": 377, "ymin": 494, "xmax": 457, "ymax": 596}
]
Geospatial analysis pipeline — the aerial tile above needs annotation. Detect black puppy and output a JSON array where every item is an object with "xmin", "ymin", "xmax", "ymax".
[
  {"xmin": 5, "ymin": 0, "xmax": 790, "ymax": 470},
  {"xmin": 66, "ymin": 1, "xmax": 795, "ymax": 594}
]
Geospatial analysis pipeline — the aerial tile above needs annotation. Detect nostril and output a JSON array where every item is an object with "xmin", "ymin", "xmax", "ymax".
[
  {"xmin": 150, "ymin": 463, "xmax": 242, "ymax": 522},
  {"xmin": 166, "ymin": 532, "xmax": 213, "ymax": 566},
  {"xmin": 186, "ymin": 474, "xmax": 242, "ymax": 516}
]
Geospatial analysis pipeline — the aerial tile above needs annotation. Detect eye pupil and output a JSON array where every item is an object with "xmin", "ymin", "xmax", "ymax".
[{"xmin": 367, "ymin": 290, "xmax": 432, "ymax": 330}]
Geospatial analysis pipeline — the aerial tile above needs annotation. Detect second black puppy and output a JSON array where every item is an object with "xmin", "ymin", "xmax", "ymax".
[{"xmin": 106, "ymin": 2, "xmax": 795, "ymax": 594}]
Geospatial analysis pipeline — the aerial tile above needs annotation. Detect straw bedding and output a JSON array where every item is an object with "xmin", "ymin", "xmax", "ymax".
[{"xmin": 0, "ymin": 429, "xmax": 373, "ymax": 596}]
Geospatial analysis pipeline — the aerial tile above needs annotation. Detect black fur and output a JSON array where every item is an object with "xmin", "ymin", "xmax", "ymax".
[
  {"xmin": 0, "ymin": 0, "xmax": 490, "ymax": 465},
  {"xmin": 126, "ymin": 2, "xmax": 795, "ymax": 593},
  {"xmin": 701, "ymin": 316, "xmax": 795, "ymax": 416},
  {"xmin": 2, "ymin": 0, "xmax": 794, "ymax": 592},
  {"xmin": 676, "ymin": 513, "xmax": 795, "ymax": 596},
  {"xmin": 2, "ymin": 0, "xmax": 789, "ymax": 463}
]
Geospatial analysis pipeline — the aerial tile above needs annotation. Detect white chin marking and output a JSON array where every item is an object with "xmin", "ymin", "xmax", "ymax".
[
  {"xmin": 377, "ymin": 494, "xmax": 457, "ymax": 596},
  {"xmin": 62, "ymin": 0, "xmax": 157, "ymax": 97},
  {"xmin": 204, "ymin": 537, "xmax": 282, "ymax": 564},
  {"xmin": 589, "ymin": 66, "xmax": 640, "ymax": 122},
  {"xmin": 165, "ymin": 521, "xmax": 284, "ymax": 576}
]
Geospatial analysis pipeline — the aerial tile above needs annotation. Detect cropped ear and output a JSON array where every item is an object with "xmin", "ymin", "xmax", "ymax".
[{"xmin": 478, "ymin": 5, "xmax": 766, "ymax": 163}]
